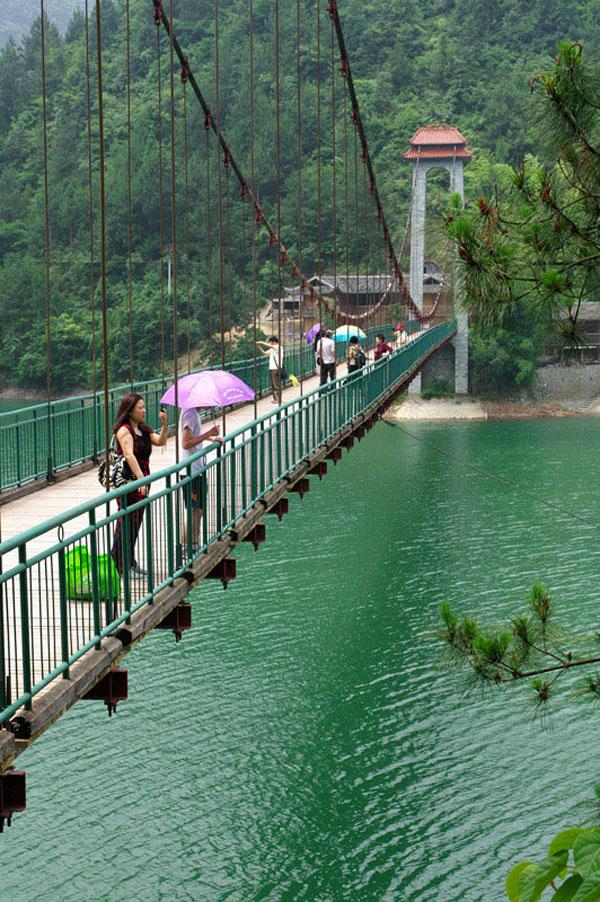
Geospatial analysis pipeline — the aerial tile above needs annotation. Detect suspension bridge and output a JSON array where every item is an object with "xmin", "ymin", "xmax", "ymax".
[{"xmin": 0, "ymin": 0, "xmax": 468, "ymax": 829}]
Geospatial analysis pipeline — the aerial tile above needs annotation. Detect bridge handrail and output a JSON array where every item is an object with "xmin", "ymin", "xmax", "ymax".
[
  {"xmin": 0, "ymin": 322, "xmax": 405, "ymax": 493},
  {"xmin": 0, "ymin": 321, "xmax": 456, "ymax": 724}
]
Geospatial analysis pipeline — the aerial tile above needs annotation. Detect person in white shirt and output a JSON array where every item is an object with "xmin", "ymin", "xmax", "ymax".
[
  {"xmin": 179, "ymin": 407, "xmax": 222, "ymax": 548},
  {"xmin": 317, "ymin": 329, "xmax": 336, "ymax": 385},
  {"xmin": 393, "ymin": 322, "xmax": 408, "ymax": 349},
  {"xmin": 256, "ymin": 335, "xmax": 283, "ymax": 403}
]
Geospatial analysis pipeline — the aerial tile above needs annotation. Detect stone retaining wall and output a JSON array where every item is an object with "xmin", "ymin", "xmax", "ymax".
[{"xmin": 533, "ymin": 363, "xmax": 600, "ymax": 409}]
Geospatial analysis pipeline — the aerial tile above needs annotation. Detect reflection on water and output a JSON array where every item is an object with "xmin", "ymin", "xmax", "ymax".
[{"xmin": 2, "ymin": 417, "xmax": 600, "ymax": 900}]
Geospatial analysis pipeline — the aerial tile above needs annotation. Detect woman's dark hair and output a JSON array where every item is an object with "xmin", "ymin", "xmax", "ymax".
[
  {"xmin": 376, "ymin": 333, "xmax": 385, "ymax": 342},
  {"xmin": 268, "ymin": 335, "xmax": 279, "ymax": 343},
  {"xmin": 113, "ymin": 393, "xmax": 153, "ymax": 434},
  {"xmin": 349, "ymin": 336, "xmax": 359, "ymax": 345}
]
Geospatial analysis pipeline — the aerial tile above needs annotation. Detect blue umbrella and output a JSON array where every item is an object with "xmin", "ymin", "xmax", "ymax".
[{"xmin": 333, "ymin": 325, "xmax": 366, "ymax": 341}]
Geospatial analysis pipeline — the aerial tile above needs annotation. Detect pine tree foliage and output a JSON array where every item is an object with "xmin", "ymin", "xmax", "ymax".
[
  {"xmin": 447, "ymin": 43, "xmax": 600, "ymax": 350},
  {"xmin": 440, "ymin": 582, "xmax": 600, "ymax": 709}
]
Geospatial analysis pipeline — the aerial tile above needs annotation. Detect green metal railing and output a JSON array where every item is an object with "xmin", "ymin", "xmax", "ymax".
[
  {"xmin": 0, "ymin": 322, "xmax": 401, "ymax": 493},
  {"xmin": 0, "ymin": 320, "xmax": 455, "ymax": 725}
]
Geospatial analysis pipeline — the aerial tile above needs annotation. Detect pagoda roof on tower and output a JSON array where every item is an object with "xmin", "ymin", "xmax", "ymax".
[{"xmin": 403, "ymin": 125, "xmax": 472, "ymax": 161}]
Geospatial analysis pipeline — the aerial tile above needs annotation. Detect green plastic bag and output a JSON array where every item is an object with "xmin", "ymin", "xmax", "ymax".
[{"xmin": 65, "ymin": 546, "xmax": 121, "ymax": 601}]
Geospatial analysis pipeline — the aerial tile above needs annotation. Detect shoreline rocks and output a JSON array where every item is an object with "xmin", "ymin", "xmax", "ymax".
[{"xmin": 386, "ymin": 396, "xmax": 580, "ymax": 421}]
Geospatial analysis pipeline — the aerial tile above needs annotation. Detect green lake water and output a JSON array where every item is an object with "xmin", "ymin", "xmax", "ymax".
[{"xmin": 2, "ymin": 417, "xmax": 600, "ymax": 900}]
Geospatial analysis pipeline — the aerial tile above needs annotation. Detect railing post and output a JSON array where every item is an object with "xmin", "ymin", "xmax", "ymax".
[
  {"xmin": 229, "ymin": 444, "xmax": 236, "ymax": 522},
  {"xmin": 240, "ymin": 438, "xmax": 248, "ymax": 511},
  {"xmin": 276, "ymin": 408, "xmax": 283, "ymax": 477},
  {"xmin": 250, "ymin": 423, "xmax": 258, "ymax": 500},
  {"xmin": 185, "ymin": 464, "xmax": 193, "ymax": 562},
  {"xmin": 88, "ymin": 510, "xmax": 102, "ymax": 650},
  {"xmin": 66, "ymin": 405, "xmax": 73, "ymax": 468},
  {"xmin": 80, "ymin": 398, "xmax": 86, "ymax": 465},
  {"xmin": 165, "ymin": 474, "xmax": 175, "ymax": 577},
  {"xmin": 216, "ymin": 444, "xmax": 223, "ymax": 534},
  {"xmin": 47, "ymin": 402, "xmax": 56, "ymax": 484},
  {"xmin": 15, "ymin": 423, "xmax": 21, "ymax": 487},
  {"xmin": 146, "ymin": 502, "xmax": 154, "ymax": 598},
  {"xmin": 33, "ymin": 408, "xmax": 39, "ymax": 478},
  {"xmin": 57, "ymin": 547, "xmax": 71, "ymax": 679},
  {"xmin": 121, "ymin": 494, "xmax": 132, "ymax": 622},
  {"xmin": 92, "ymin": 391, "xmax": 98, "ymax": 461},
  {"xmin": 0, "ymin": 565, "xmax": 6, "ymax": 711},
  {"xmin": 18, "ymin": 544, "xmax": 32, "ymax": 708}
]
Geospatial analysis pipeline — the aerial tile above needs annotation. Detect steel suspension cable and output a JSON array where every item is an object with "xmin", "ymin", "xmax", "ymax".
[
  {"xmin": 249, "ymin": 0, "xmax": 258, "ymax": 417},
  {"xmin": 181, "ymin": 61, "xmax": 192, "ymax": 374},
  {"xmin": 84, "ymin": 0, "xmax": 98, "ymax": 459},
  {"xmin": 224, "ymin": 161, "xmax": 233, "ymax": 360},
  {"xmin": 156, "ymin": 20, "xmax": 166, "ymax": 373},
  {"xmin": 213, "ymin": 0, "xmax": 226, "ymax": 432},
  {"xmin": 126, "ymin": 0, "xmax": 134, "ymax": 385},
  {"xmin": 39, "ymin": 1, "xmax": 54, "ymax": 484},
  {"xmin": 330, "ymin": 16, "xmax": 338, "ymax": 333},
  {"xmin": 168, "ymin": 0, "xmax": 179, "ymax": 457},
  {"xmin": 353, "ymin": 124, "xmax": 359, "ymax": 321},
  {"xmin": 204, "ymin": 120, "xmax": 213, "ymax": 366},
  {"xmin": 316, "ymin": 0, "xmax": 323, "ymax": 331},
  {"xmin": 327, "ymin": 0, "xmax": 436, "ymax": 322},
  {"xmin": 353, "ymin": 129, "xmax": 360, "ymax": 324},
  {"xmin": 274, "ymin": 0, "xmax": 283, "ymax": 379},
  {"xmin": 363, "ymin": 148, "xmax": 369, "ymax": 325},
  {"xmin": 95, "ymin": 0, "xmax": 112, "ymax": 493},
  {"xmin": 343, "ymin": 89, "xmax": 350, "ymax": 331},
  {"xmin": 295, "ymin": 0, "xmax": 304, "ymax": 391},
  {"xmin": 155, "ymin": 7, "xmax": 364, "ymax": 324}
]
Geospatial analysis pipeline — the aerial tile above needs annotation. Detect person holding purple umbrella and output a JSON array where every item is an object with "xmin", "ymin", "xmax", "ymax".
[{"xmin": 179, "ymin": 408, "xmax": 223, "ymax": 550}]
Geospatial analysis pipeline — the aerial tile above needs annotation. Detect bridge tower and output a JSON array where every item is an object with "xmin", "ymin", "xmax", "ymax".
[{"xmin": 403, "ymin": 126, "xmax": 472, "ymax": 394}]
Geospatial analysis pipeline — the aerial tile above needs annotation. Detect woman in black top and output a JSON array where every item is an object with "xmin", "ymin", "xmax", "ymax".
[{"xmin": 110, "ymin": 393, "xmax": 168, "ymax": 576}]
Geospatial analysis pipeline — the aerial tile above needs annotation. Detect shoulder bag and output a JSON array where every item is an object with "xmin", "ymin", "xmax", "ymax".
[{"xmin": 97, "ymin": 435, "xmax": 133, "ymax": 489}]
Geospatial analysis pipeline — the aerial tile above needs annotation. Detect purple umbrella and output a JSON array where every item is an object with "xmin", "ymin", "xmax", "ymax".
[
  {"xmin": 160, "ymin": 370, "xmax": 255, "ymax": 409},
  {"xmin": 305, "ymin": 323, "xmax": 322, "ymax": 345}
]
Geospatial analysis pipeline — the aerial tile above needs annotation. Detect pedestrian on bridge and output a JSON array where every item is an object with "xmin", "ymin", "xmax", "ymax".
[
  {"xmin": 317, "ymin": 330, "xmax": 336, "ymax": 386},
  {"xmin": 347, "ymin": 336, "xmax": 366, "ymax": 375},
  {"xmin": 179, "ymin": 408, "xmax": 223, "ymax": 550},
  {"xmin": 374, "ymin": 334, "xmax": 393, "ymax": 361},
  {"xmin": 313, "ymin": 329, "xmax": 322, "ymax": 378},
  {"xmin": 393, "ymin": 323, "xmax": 408, "ymax": 349},
  {"xmin": 256, "ymin": 336, "xmax": 283, "ymax": 404},
  {"xmin": 110, "ymin": 393, "xmax": 168, "ymax": 577}
]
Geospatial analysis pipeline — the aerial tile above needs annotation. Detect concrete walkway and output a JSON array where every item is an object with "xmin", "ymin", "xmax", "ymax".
[{"xmin": 0, "ymin": 365, "xmax": 340, "ymax": 546}]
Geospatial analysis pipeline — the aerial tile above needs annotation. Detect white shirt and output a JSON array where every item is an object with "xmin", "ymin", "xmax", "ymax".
[
  {"xmin": 317, "ymin": 336, "xmax": 336, "ymax": 364},
  {"xmin": 268, "ymin": 346, "xmax": 282, "ymax": 370},
  {"xmin": 178, "ymin": 408, "xmax": 206, "ymax": 474}
]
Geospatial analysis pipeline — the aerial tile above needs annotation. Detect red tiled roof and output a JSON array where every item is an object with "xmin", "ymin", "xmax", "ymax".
[{"xmin": 407, "ymin": 125, "xmax": 468, "ymax": 146}]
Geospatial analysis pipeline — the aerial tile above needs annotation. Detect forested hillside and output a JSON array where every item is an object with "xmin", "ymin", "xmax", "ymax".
[
  {"xmin": 0, "ymin": 0, "xmax": 597, "ymax": 391},
  {"xmin": 0, "ymin": 1, "xmax": 81, "ymax": 48}
]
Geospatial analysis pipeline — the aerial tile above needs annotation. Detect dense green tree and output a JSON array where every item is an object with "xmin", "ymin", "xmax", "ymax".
[
  {"xmin": 0, "ymin": 3, "xmax": 597, "ymax": 392},
  {"xmin": 447, "ymin": 43, "xmax": 599, "ymax": 350}
]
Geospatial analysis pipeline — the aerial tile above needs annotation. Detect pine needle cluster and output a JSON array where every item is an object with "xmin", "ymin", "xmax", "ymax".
[
  {"xmin": 446, "ymin": 43, "xmax": 600, "ymax": 350},
  {"xmin": 440, "ymin": 582, "xmax": 600, "ymax": 711}
]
